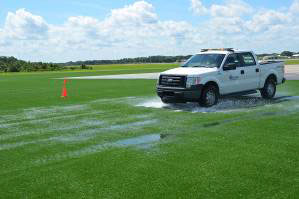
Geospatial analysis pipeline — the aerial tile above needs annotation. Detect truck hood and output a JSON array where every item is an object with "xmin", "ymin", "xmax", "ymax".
[{"xmin": 160, "ymin": 67, "xmax": 218, "ymax": 76}]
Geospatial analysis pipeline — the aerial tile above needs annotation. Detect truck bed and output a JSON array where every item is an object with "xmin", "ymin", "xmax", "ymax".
[{"xmin": 259, "ymin": 60, "xmax": 284, "ymax": 65}]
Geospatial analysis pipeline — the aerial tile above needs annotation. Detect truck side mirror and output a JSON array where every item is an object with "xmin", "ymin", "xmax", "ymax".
[{"xmin": 223, "ymin": 63, "xmax": 237, "ymax": 71}]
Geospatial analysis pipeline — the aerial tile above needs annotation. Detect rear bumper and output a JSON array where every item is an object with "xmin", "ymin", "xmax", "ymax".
[{"xmin": 156, "ymin": 85, "xmax": 203, "ymax": 103}]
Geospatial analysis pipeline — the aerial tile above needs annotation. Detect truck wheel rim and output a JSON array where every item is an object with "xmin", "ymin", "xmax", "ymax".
[
  {"xmin": 267, "ymin": 83, "xmax": 275, "ymax": 96},
  {"xmin": 206, "ymin": 90, "xmax": 216, "ymax": 105}
]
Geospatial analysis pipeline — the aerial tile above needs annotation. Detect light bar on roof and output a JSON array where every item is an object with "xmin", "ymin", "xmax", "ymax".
[{"xmin": 201, "ymin": 48, "xmax": 234, "ymax": 52}]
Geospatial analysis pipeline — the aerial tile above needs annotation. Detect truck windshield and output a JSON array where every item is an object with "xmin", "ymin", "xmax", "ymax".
[{"xmin": 182, "ymin": 54, "xmax": 225, "ymax": 68}]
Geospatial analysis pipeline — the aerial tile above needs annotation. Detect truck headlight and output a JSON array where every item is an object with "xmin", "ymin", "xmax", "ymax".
[{"xmin": 186, "ymin": 77, "xmax": 201, "ymax": 88}]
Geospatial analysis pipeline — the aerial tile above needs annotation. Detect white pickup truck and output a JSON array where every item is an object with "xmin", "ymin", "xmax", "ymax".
[{"xmin": 157, "ymin": 49, "xmax": 286, "ymax": 107}]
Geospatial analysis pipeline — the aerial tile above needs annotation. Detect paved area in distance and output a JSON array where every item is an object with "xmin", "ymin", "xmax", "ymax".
[
  {"xmin": 68, "ymin": 73, "xmax": 160, "ymax": 80},
  {"xmin": 285, "ymin": 65, "xmax": 299, "ymax": 80},
  {"xmin": 66, "ymin": 65, "xmax": 299, "ymax": 80}
]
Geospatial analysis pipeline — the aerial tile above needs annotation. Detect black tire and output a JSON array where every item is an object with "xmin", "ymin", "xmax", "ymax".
[
  {"xmin": 260, "ymin": 78, "xmax": 276, "ymax": 99},
  {"xmin": 161, "ymin": 98, "xmax": 170, "ymax": 104},
  {"xmin": 199, "ymin": 85, "xmax": 219, "ymax": 107}
]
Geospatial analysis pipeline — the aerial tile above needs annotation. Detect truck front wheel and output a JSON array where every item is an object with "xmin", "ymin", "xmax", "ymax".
[
  {"xmin": 260, "ymin": 78, "xmax": 276, "ymax": 99},
  {"xmin": 161, "ymin": 97, "xmax": 171, "ymax": 104},
  {"xmin": 199, "ymin": 85, "xmax": 219, "ymax": 107}
]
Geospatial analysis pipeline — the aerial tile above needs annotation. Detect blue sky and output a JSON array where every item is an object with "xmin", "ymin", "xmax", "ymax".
[
  {"xmin": 0, "ymin": 0, "xmax": 295, "ymax": 25},
  {"xmin": 0, "ymin": 0, "xmax": 298, "ymax": 62}
]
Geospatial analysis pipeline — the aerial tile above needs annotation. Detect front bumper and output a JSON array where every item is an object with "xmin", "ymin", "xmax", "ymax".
[{"xmin": 156, "ymin": 85, "xmax": 203, "ymax": 103}]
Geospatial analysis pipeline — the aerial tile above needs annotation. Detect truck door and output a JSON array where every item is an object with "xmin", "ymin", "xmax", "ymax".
[
  {"xmin": 238, "ymin": 52, "xmax": 260, "ymax": 90},
  {"xmin": 219, "ymin": 53, "xmax": 244, "ymax": 94}
]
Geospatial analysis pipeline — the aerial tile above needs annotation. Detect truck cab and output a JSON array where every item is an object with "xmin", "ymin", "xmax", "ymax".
[{"xmin": 157, "ymin": 48, "xmax": 285, "ymax": 107}]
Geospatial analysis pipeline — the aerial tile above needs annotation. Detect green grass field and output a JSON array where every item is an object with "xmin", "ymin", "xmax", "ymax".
[
  {"xmin": 284, "ymin": 59, "xmax": 299, "ymax": 65},
  {"xmin": 1, "ymin": 64, "xmax": 299, "ymax": 198}
]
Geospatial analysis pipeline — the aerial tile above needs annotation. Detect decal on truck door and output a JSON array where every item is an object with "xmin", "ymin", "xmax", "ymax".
[{"xmin": 229, "ymin": 75, "xmax": 239, "ymax": 80}]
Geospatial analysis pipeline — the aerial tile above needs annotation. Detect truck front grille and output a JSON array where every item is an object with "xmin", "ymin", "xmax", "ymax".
[{"xmin": 159, "ymin": 75, "xmax": 186, "ymax": 88}]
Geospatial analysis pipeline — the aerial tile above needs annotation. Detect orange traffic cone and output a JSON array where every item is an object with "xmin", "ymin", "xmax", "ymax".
[{"xmin": 61, "ymin": 79, "xmax": 68, "ymax": 98}]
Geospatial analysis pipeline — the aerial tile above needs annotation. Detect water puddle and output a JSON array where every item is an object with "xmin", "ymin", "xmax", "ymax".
[
  {"xmin": 103, "ymin": 119, "xmax": 158, "ymax": 131},
  {"xmin": 0, "ymin": 117, "xmax": 105, "ymax": 142},
  {"xmin": 274, "ymin": 96, "xmax": 299, "ymax": 102},
  {"xmin": 137, "ymin": 95, "xmax": 299, "ymax": 113},
  {"xmin": 114, "ymin": 134, "xmax": 161, "ymax": 147},
  {"xmin": 36, "ymin": 133, "xmax": 169, "ymax": 165},
  {"xmin": 23, "ymin": 104, "xmax": 89, "ymax": 120}
]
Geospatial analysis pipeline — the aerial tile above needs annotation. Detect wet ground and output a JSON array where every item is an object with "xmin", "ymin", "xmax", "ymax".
[
  {"xmin": 36, "ymin": 133, "xmax": 168, "ymax": 164},
  {"xmin": 136, "ymin": 94, "xmax": 299, "ymax": 113}
]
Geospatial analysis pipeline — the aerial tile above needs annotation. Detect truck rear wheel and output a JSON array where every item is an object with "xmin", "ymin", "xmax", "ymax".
[
  {"xmin": 199, "ymin": 85, "xmax": 219, "ymax": 107},
  {"xmin": 260, "ymin": 78, "xmax": 276, "ymax": 99}
]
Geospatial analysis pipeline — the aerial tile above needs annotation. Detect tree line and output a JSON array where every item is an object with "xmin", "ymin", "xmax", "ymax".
[
  {"xmin": 1, "ymin": 52, "xmax": 298, "ymax": 73},
  {"xmin": 61, "ymin": 52, "xmax": 299, "ymax": 67},
  {"xmin": 62, "ymin": 55, "xmax": 193, "ymax": 66},
  {"xmin": 280, "ymin": 51, "xmax": 299, "ymax": 57},
  {"xmin": 0, "ymin": 56, "xmax": 64, "ymax": 72},
  {"xmin": 1, "ymin": 55, "xmax": 193, "ymax": 72}
]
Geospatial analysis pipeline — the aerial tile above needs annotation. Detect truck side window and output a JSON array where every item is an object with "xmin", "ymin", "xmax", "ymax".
[
  {"xmin": 239, "ymin": 52, "xmax": 256, "ymax": 66},
  {"xmin": 224, "ymin": 54, "xmax": 241, "ymax": 67}
]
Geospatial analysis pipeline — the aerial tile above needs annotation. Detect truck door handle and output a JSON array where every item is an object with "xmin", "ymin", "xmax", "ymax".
[
  {"xmin": 256, "ymin": 68, "xmax": 260, "ymax": 73},
  {"xmin": 241, "ymin": 70, "xmax": 244, "ymax": 75}
]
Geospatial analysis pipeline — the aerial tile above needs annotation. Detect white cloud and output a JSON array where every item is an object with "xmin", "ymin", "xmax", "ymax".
[
  {"xmin": 290, "ymin": 0, "xmax": 299, "ymax": 13},
  {"xmin": 3, "ymin": 9, "xmax": 49, "ymax": 40},
  {"xmin": 104, "ymin": 1, "xmax": 158, "ymax": 27},
  {"xmin": 0, "ymin": 1, "xmax": 299, "ymax": 62},
  {"xmin": 99, "ymin": 1, "xmax": 159, "ymax": 43},
  {"xmin": 210, "ymin": 0, "xmax": 252, "ymax": 17},
  {"xmin": 64, "ymin": 16, "xmax": 101, "ymax": 42},
  {"xmin": 246, "ymin": 10, "xmax": 290, "ymax": 32},
  {"xmin": 67, "ymin": 16, "xmax": 99, "ymax": 28},
  {"xmin": 46, "ymin": 1, "xmax": 161, "ymax": 52},
  {"xmin": 0, "ymin": 29, "xmax": 8, "ymax": 45},
  {"xmin": 190, "ymin": 0, "xmax": 208, "ymax": 15},
  {"xmin": 189, "ymin": 0, "xmax": 252, "ymax": 34},
  {"xmin": 190, "ymin": 0, "xmax": 252, "ymax": 17},
  {"xmin": 190, "ymin": 0, "xmax": 297, "ymax": 35},
  {"xmin": 159, "ymin": 21, "xmax": 195, "ymax": 45},
  {"xmin": 208, "ymin": 17, "xmax": 245, "ymax": 33}
]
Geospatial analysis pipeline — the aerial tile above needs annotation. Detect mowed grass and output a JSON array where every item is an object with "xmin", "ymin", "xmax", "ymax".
[
  {"xmin": 0, "ymin": 65, "xmax": 299, "ymax": 198},
  {"xmin": 285, "ymin": 59, "xmax": 299, "ymax": 65}
]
